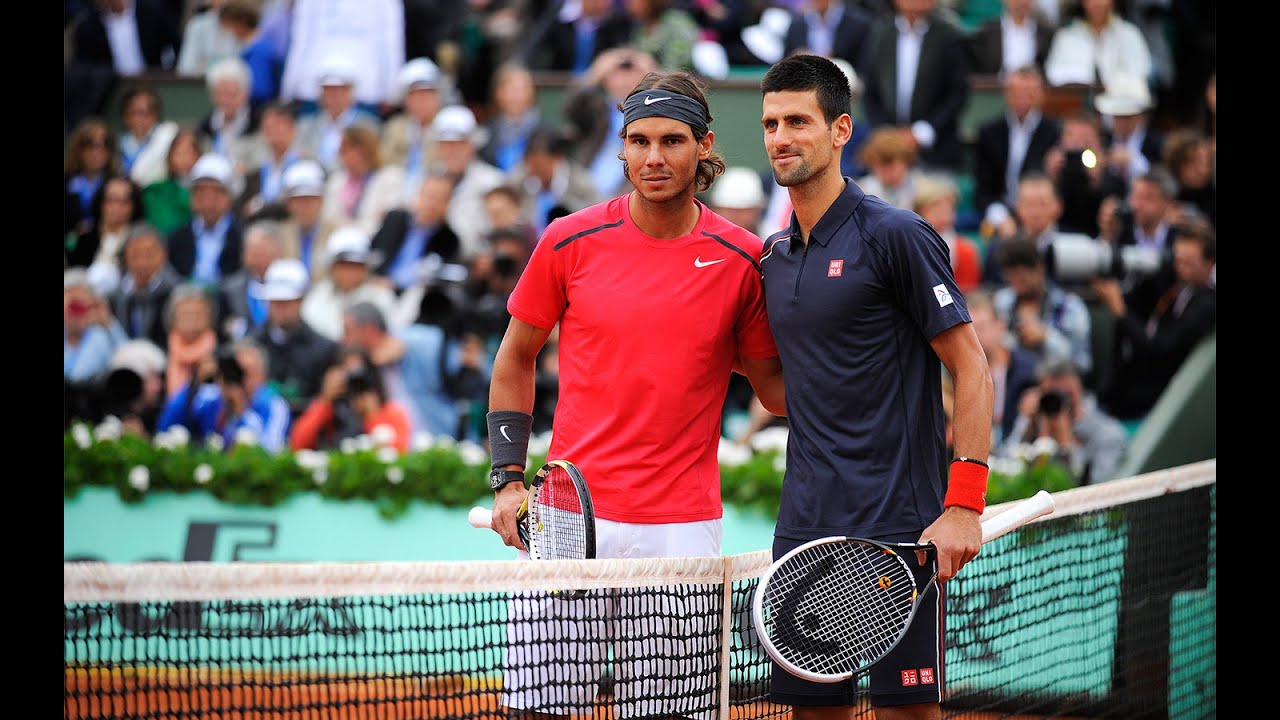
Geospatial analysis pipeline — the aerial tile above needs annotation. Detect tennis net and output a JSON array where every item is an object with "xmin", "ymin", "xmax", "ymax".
[{"xmin": 65, "ymin": 460, "xmax": 1215, "ymax": 719}]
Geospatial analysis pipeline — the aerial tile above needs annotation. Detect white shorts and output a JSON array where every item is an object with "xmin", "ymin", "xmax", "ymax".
[{"xmin": 501, "ymin": 517, "xmax": 723, "ymax": 719}]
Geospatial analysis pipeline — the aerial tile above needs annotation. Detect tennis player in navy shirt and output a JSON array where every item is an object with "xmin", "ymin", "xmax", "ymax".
[{"xmin": 759, "ymin": 55, "xmax": 994, "ymax": 717}]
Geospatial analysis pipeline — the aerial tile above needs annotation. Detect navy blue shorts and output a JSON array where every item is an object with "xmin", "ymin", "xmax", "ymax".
[{"xmin": 767, "ymin": 532, "xmax": 947, "ymax": 708}]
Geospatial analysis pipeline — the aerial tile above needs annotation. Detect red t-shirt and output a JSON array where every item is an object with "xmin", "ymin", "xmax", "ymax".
[{"xmin": 507, "ymin": 194, "xmax": 778, "ymax": 523}]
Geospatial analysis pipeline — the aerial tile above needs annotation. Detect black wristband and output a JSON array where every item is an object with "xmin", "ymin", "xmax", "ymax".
[
  {"xmin": 952, "ymin": 456, "xmax": 989, "ymax": 469},
  {"xmin": 487, "ymin": 410, "xmax": 534, "ymax": 470}
]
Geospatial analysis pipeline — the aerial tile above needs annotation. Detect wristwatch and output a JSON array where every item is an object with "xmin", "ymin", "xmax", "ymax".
[{"xmin": 489, "ymin": 468, "xmax": 526, "ymax": 492}]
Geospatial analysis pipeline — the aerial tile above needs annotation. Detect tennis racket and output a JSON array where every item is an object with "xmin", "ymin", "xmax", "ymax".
[
  {"xmin": 753, "ymin": 489, "xmax": 1056, "ymax": 683},
  {"xmin": 469, "ymin": 459, "xmax": 597, "ymax": 563}
]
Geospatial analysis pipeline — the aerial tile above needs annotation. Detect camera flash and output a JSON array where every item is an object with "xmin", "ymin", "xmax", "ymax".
[{"xmin": 1081, "ymin": 149, "xmax": 1097, "ymax": 169}]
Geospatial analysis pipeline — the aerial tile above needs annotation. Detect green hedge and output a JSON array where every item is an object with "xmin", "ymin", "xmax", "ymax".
[{"xmin": 63, "ymin": 424, "xmax": 1076, "ymax": 521}]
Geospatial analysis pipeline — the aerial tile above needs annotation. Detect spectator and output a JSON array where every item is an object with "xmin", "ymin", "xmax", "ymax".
[
  {"xmin": 857, "ymin": 125, "xmax": 926, "ymax": 210},
  {"xmin": 341, "ymin": 300, "xmax": 465, "ymax": 439},
  {"xmin": 250, "ymin": 258, "xmax": 340, "ymax": 416},
  {"xmin": 64, "ymin": 117, "xmax": 120, "ymax": 240},
  {"xmin": 102, "ymin": 338, "xmax": 169, "ymax": 439},
  {"xmin": 1094, "ymin": 73, "xmax": 1164, "ymax": 187},
  {"xmin": 705, "ymin": 165, "xmax": 768, "ymax": 238},
  {"xmin": 781, "ymin": 0, "xmax": 875, "ymax": 74},
  {"xmin": 983, "ymin": 171, "xmax": 1096, "ymax": 289},
  {"xmin": 1162, "ymin": 128, "xmax": 1216, "ymax": 228},
  {"xmin": 280, "ymin": 0, "xmax": 404, "ymax": 113},
  {"xmin": 67, "ymin": 176, "xmax": 145, "ymax": 275},
  {"xmin": 967, "ymin": 288, "xmax": 1041, "ymax": 447},
  {"xmin": 506, "ymin": 126, "xmax": 602, "ymax": 238},
  {"xmin": 972, "ymin": 65, "xmax": 1063, "ymax": 237},
  {"xmin": 1114, "ymin": 169, "xmax": 1181, "ymax": 318},
  {"xmin": 289, "ymin": 349, "xmax": 413, "ymax": 452},
  {"xmin": 319, "ymin": 124, "xmax": 406, "ymax": 239},
  {"xmin": 562, "ymin": 47, "xmax": 658, "ymax": 201},
  {"xmin": 162, "ymin": 282, "xmax": 220, "ymax": 397},
  {"xmin": 117, "ymin": 85, "xmax": 180, "ymax": 188},
  {"xmin": 480, "ymin": 184, "xmax": 537, "ymax": 253},
  {"xmin": 373, "ymin": 173, "xmax": 464, "ymax": 295},
  {"xmin": 302, "ymin": 226, "xmax": 398, "ymax": 342},
  {"xmin": 458, "ymin": 228, "xmax": 527, "ymax": 346},
  {"xmin": 156, "ymin": 338, "xmax": 293, "ymax": 453},
  {"xmin": 380, "ymin": 58, "xmax": 449, "ymax": 200},
  {"xmin": 859, "ymin": 0, "xmax": 972, "ymax": 173},
  {"xmin": 523, "ymin": 0, "xmax": 633, "ymax": 73},
  {"xmin": 622, "ymin": 0, "xmax": 700, "ymax": 72},
  {"xmin": 1043, "ymin": 0, "xmax": 1152, "ymax": 89},
  {"xmin": 1042, "ymin": 113, "xmax": 1126, "ymax": 238},
  {"xmin": 479, "ymin": 62, "xmax": 545, "ymax": 173},
  {"xmin": 141, "ymin": 126, "xmax": 200, "ymax": 236},
  {"xmin": 196, "ymin": 56, "xmax": 259, "ymax": 170},
  {"xmin": 65, "ymin": 268, "xmax": 122, "ymax": 384},
  {"xmin": 293, "ymin": 53, "xmax": 383, "ymax": 172},
  {"xmin": 992, "ymin": 237, "xmax": 1093, "ymax": 376},
  {"xmin": 67, "ymin": 0, "xmax": 181, "ymax": 77},
  {"xmin": 175, "ymin": 0, "xmax": 241, "ymax": 78},
  {"xmin": 218, "ymin": 0, "xmax": 284, "ymax": 112},
  {"xmin": 965, "ymin": 0, "xmax": 1056, "ymax": 77},
  {"xmin": 1001, "ymin": 357, "xmax": 1130, "ymax": 485},
  {"xmin": 913, "ymin": 173, "xmax": 982, "ymax": 294},
  {"xmin": 110, "ymin": 223, "xmax": 183, "ymax": 348},
  {"xmin": 277, "ymin": 159, "xmax": 338, "ymax": 274},
  {"xmin": 217, "ymin": 218, "xmax": 285, "ymax": 342},
  {"xmin": 429, "ymin": 105, "xmax": 507, "ymax": 261},
  {"xmin": 167, "ymin": 153, "xmax": 246, "ymax": 287},
  {"xmin": 236, "ymin": 101, "xmax": 309, "ymax": 220},
  {"xmin": 1092, "ymin": 221, "xmax": 1216, "ymax": 422}
]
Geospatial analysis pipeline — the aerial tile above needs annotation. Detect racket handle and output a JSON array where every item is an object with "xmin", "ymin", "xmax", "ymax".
[
  {"xmin": 468, "ymin": 506, "xmax": 492, "ymax": 529},
  {"xmin": 981, "ymin": 490, "xmax": 1056, "ymax": 544}
]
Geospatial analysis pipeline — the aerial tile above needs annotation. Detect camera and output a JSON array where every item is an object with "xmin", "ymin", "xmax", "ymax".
[
  {"xmin": 492, "ymin": 254, "xmax": 519, "ymax": 278},
  {"xmin": 1038, "ymin": 390, "xmax": 1067, "ymax": 417},
  {"xmin": 1044, "ymin": 233, "xmax": 1164, "ymax": 283},
  {"xmin": 216, "ymin": 349, "xmax": 244, "ymax": 386},
  {"xmin": 344, "ymin": 367, "xmax": 375, "ymax": 397}
]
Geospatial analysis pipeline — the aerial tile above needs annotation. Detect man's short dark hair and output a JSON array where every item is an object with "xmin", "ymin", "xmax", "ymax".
[
  {"xmin": 760, "ymin": 54, "xmax": 853, "ymax": 126},
  {"xmin": 997, "ymin": 238, "xmax": 1043, "ymax": 270}
]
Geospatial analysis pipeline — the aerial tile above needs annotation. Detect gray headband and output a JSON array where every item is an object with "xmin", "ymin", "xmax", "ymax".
[{"xmin": 621, "ymin": 89, "xmax": 709, "ymax": 137}]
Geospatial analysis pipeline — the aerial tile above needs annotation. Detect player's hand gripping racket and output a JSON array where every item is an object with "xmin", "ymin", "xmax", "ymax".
[
  {"xmin": 469, "ymin": 459, "xmax": 597, "ymax": 563},
  {"xmin": 753, "ymin": 490, "xmax": 1056, "ymax": 683}
]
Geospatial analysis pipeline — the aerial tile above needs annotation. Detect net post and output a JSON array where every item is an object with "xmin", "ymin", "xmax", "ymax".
[{"xmin": 718, "ymin": 554, "xmax": 734, "ymax": 717}]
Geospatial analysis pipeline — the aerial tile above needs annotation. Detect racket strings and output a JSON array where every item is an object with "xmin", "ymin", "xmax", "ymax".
[
  {"xmin": 764, "ymin": 542, "xmax": 917, "ymax": 675},
  {"xmin": 528, "ymin": 467, "xmax": 589, "ymax": 561}
]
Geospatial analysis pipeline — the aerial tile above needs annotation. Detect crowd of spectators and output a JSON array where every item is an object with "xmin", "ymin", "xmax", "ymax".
[{"xmin": 63, "ymin": 0, "xmax": 1215, "ymax": 486}]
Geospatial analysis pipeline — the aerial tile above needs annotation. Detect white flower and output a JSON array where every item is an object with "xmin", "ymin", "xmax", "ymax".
[
  {"xmin": 71, "ymin": 423, "xmax": 93, "ymax": 449},
  {"xmin": 233, "ymin": 427, "xmax": 258, "ymax": 447},
  {"xmin": 294, "ymin": 449, "xmax": 329, "ymax": 471},
  {"xmin": 339, "ymin": 437, "xmax": 358, "ymax": 455},
  {"xmin": 313, "ymin": 468, "xmax": 328, "ymax": 485},
  {"xmin": 456, "ymin": 441, "xmax": 488, "ymax": 467},
  {"xmin": 528, "ymin": 431, "xmax": 553, "ymax": 457},
  {"xmin": 410, "ymin": 432, "xmax": 434, "ymax": 452},
  {"xmin": 717, "ymin": 440, "xmax": 753, "ymax": 467},
  {"xmin": 750, "ymin": 426, "xmax": 790, "ymax": 454},
  {"xmin": 94, "ymin": 416, "xmax": 123, "ymax": 442},
  {"xmin": 432, "ymin": 435, "xmax": 456, "ymax": 451},
  {"xmin": 772, "ymin": 454, "xmax": 787, "ymax": 473},
  {"xmin": 386, "ymin": 466, "xmax": 404, "ymax": 484},
  {"xmin": 369, "ymin": 424, "xmax": 397, "ymax": 448},
  {"xmin": 128, "ymin": 465, "xmax": 150, "ymax": 492},
  {"xmin": 166, "ymin": 425, "xmax": 191, "ymax": 448},
  {"xmin": 1031, "ymin": 436, "xmax": 1059, "ymax": 459},
  {"xmin": 356, "ymin": 434, "xmax": 374, "ymax": 452},
  {"xmin": 206, "ymin": 433, "xmax": 225, "ymax": 452},
  {"xmin": 989, "ymin": 455, "xmax": 1024, "ymax": 477},
  {"xmin": 193, "ymin": 464, "xmax": 214, "ymax": 485},
  {"xmin": 376, "ymin": 446, "xmax": 399, "ymax": 464}
]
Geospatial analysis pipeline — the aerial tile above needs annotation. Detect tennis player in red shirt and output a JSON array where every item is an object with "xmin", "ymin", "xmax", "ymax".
[{"xmin": 484, "ymin": 70, "xmax": 786, "ymax": 717}]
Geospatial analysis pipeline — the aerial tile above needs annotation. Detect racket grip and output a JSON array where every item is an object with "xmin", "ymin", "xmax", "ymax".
[
  {"xmin": 468, "ymin": 506, "xmax": 493, "ymax": 529},
  {"xmin": 980, "ymin": 490, "xmax": 1055, "ymax": 543}
]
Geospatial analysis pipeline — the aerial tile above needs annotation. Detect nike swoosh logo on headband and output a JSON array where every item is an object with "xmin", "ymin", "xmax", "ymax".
[{"xmin": 644, "ymin": 96, "xmax": 672, "ymax": 105}]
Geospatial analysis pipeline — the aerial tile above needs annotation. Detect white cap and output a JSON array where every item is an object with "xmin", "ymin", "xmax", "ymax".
[
  {"xmin": 399, "ymin": 57, "xmax": 442, "ymax": 96},
  {"xmin": 191, "ymin": 153, "xmax": 234, "ymax": 188},
  {"xmin": 317, "ymin": 54, "xmax": 359, "ymax": 87},
  {"xmin": 282, "ymin": 160, "xmax": 326, "ymax": 198},
  {"xmin": 431, "ymin": 105, "xmax": 481, "ymax": 142},
  {"xmin": 326, "ymin": 225, "xmax": 377, "ymax": 265},
  {"xmin": 255, "ymin": 258, "xmax": 310, "ymax": 301},
  {"xmin": 1094, "ymin": 74, "xmax": 1153, "ymax": 117},
  {"xmin": 692, "ymin": 40, "xmax": 730, "ymax": 81},
  {"xmin": 709, "ymin": 167, "xmax": 766, "ymax": 209},
  {"xmin": 742, "ymin": 7, "xmax": 792, "ymax": 65}
]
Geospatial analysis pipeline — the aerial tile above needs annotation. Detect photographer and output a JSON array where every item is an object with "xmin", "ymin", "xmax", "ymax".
[
  {"xmin": 993, "ymin": 237, "xmax": 1094, "ymax": 377},
  {"xmin": 1042, "ymin": 115, "xmax": 1127, "ymax": 239},
  {"xmin": 1002, "ymin": 358, "xmax": 1130, "ymax": 485},
  {"xmin": 289, "ymin": 349, "xmax": 412, "ymax": 452},
  {"xmin": 155, "ymin": 338, "xmax": 292, "ymax": 452}
]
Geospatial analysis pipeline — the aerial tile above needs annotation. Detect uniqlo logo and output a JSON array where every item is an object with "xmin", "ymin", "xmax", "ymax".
[
  {"xmin": 828, "ymin": 259, "xmax": 844, "ymax": 277},
  {"xmin": 920, "ymin": 667, "xmax": 936, "ymax": 684},
  {"xmin": 901, "ymin": 669, "xmax": 918, "ymax": 686}
]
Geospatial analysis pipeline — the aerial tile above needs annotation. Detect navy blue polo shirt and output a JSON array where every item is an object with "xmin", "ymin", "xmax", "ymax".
[{"xmin": 761, "ymin": 179, "xmax": 970, "ymax": 541}]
